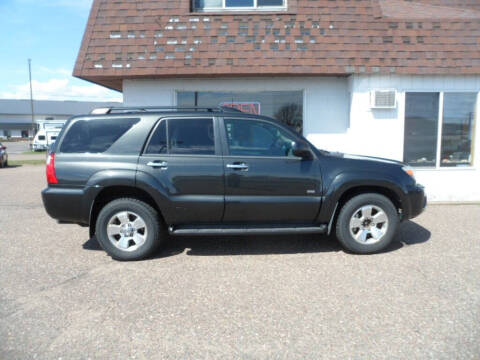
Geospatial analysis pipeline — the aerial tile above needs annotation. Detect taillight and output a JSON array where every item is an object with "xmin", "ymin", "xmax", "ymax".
[{"xmin": 46, "ymin": 153, "xmax": 58, "ymax": 184}]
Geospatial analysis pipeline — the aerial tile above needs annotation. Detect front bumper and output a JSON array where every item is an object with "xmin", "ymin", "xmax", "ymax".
[{"xmin": 403, "ymin": 184, "xmax": 427, "ymax": 220}]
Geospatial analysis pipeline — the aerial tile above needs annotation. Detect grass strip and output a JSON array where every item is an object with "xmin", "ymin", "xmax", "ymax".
[{"xmin": 8, "ymin": 160, "xmax": 45, "ymax": 166}]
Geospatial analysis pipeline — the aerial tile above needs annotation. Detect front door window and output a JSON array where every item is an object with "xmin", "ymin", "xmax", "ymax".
[{"xmin": 224, "ymin": 118, "xmax": 297, "ymax": 157}]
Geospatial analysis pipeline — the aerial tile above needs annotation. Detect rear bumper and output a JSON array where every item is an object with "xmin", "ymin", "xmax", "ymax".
[
  {"xmin": 403, "ymin": 184, "xmax": 427, "ymax": 220},
  {"xmin": 32, "ymin": 144, "xmax": 47, "ymax": 151},
  {"xmin": 42, "ymin": 187, "xmax": 91, "ymax": 225}
]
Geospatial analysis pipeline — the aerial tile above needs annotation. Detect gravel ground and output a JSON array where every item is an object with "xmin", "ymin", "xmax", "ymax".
[{"xmin": 0, "ymin": 165, "xmax": 479, "ymax": 359}]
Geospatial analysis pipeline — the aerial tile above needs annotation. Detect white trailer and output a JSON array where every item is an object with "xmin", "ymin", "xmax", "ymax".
[{"xmin": 31, "ymin": 120, "xmax": 66, "ymax": 151}]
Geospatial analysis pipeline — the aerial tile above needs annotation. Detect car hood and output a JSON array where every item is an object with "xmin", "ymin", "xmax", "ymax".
[{"xmin": 325, "ymin": 151, "xmax": 405, "ymax": 167}]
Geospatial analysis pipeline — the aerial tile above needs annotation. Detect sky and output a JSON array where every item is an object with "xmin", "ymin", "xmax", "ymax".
[{"xmin": 0, "ymin": 0, "xmax": 122, "ymax": 102}]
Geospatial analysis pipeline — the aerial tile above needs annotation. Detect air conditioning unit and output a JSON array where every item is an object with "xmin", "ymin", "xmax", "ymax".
[{"xmin": 370, "ymin": 89, "xmax": 397, "ymax": 109}]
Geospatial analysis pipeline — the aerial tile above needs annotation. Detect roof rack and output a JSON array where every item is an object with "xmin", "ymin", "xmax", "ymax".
[{"xmin": 90, "ymin": 105, "xmax": 243, "ymax": 115}]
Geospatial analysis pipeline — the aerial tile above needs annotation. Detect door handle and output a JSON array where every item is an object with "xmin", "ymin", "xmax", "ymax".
[
  {"xmin": 226, "ymin": 163, "xmax": 248, "ymax": 171},
  {"xmin": 147, "ymin": 161, "xmax": 168, "ymax": 169}
]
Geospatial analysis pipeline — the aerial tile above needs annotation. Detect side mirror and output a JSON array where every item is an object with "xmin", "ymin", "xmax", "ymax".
[
  {"xmin": 0, "ymin": 146, "xmax": 6, "ymax": 151},
  {"xmin": 292, "ymin": 141, "xmax": 313, "ymax": 160}
]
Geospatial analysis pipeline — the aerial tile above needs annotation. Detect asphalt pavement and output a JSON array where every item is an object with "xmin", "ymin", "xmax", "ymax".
[
  {"xmin": 1, "ymin": 140, "xmax": 30, "ymax": 154},
  {"xmin": 0, "ymin": 165, "xmax": 479, "ymax": 359}
]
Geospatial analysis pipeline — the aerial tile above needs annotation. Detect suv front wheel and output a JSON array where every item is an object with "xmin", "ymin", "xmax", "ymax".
[
  {"xmin": 95, "ymin": 198, "xmax": 164, "ymax": 261},
  {"xmin": 335, "ymin": 193, "xmax": 399, "ymax": 254}
]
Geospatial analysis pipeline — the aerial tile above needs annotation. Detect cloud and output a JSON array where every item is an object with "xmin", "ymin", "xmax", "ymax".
[
  {"xmin": 37, "ymin": 66, "xmax": 72, "ymax": 76},
  {"xmin": 0, "ymin": 78, "xmax": 122, "ymax": 102}
]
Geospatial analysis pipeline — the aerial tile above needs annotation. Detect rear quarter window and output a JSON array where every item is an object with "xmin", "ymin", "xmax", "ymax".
[{"xmin": 59, "ymin": 118, "xmax": 139, "ymax": 154}]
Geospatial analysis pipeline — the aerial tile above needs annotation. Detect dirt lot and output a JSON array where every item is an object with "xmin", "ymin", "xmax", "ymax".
[{"xmin": 1, "ymin": 165, "xmax": 479, "ymax": 359}]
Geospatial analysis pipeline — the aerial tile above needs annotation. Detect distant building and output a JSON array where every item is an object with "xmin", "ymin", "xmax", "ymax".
[{"xmin": 0, "ymin": 99, "xmax": 121, "ymax": 138}]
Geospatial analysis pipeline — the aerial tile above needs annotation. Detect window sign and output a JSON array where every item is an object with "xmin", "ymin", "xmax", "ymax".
[{"xmin": 220, "ymin": 101, "xmax": 261, "ymax": 115}]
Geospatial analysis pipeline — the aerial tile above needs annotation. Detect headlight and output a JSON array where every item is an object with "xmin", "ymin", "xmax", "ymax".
[{"xmin": 402, "ymin": 166, "xmax": 415, "ymax": 179}]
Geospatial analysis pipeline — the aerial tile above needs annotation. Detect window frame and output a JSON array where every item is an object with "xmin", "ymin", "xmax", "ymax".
[
  {"xmin": 219, "ymin": 116, "xmax": 311, "ymax": 160},
  {"xmin": 192, "ymin": 0, "xmax": 287, "ymax": 12},
  {"xmin": 403, "ymin": 90, "xmax": 479, "ymax": 170},
  {"xmin": 142, "ymin": 117, "xmax": 221, "ymax": 157}
]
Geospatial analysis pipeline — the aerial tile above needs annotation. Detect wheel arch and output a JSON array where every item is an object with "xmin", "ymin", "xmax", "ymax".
[
  {"xmin": 89, "ymin": 185, "xmax": 164, "ymax": 238},
  {"xmin": 326, "ymin": 185, "xmax": 403, "ymax": 235}
]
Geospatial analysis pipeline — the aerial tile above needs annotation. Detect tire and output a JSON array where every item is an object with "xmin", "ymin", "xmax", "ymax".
[
  {"xmin": 335, "ymin": 193, "xmax": 399, "ymax": 254},
  {"xmin": 95, "ymin": 198, "xmax": 164, "ymax": 261}
]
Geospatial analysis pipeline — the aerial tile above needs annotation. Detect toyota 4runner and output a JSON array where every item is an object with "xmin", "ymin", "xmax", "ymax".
[{"xmin": 42, "ymin": 106, "xmax": 426, "ymax": 260}]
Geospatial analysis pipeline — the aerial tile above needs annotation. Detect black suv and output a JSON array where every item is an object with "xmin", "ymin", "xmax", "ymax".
[{"xmin": 42, "ymin": 106, "xmax": 426, "ymax": 260}]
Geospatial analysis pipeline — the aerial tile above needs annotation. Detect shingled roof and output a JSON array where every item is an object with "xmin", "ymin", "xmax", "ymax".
[{"xmin": 73, "ymin": 0, "xmax": 480, "ymax": 91}]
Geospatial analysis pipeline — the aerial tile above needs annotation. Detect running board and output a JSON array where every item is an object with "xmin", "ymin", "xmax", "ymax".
[{"xmin": 168, "ymin": 224, "xmax": 327, "ymax": 236}]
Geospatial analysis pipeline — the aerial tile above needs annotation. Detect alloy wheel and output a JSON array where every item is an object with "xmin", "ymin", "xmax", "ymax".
[
  {"xmin": 349, "ymin": 205, "xmax": 389, "ymax": 245},
  {"xmin": 106, "ymin": 211, "xmax": 148, "ymax": 252}
]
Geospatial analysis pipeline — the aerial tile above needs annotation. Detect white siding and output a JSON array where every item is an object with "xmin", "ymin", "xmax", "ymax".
[{"xmin": 347, "ymin": 75, "xmax": 480, "ymax": 202}]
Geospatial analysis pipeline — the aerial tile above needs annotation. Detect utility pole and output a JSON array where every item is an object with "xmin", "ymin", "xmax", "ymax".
[{"xmin": 28, "ymin": 58, "xmax": 35, "ymax": 138}]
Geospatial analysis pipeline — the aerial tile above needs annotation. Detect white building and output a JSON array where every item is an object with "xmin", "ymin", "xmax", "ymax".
[{"xmin": 73, "ymin": 0, "xmax": 480, "ymax": 202}]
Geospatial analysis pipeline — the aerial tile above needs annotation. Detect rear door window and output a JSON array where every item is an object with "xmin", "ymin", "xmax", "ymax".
[
  {"xmin": 145, "ymin": 118, "xmax": 215, "ymax": 155},
  {"xmin": 60, "ymin": 118, "xmax": 139, "ymax": 153},
  {"xmin": 168, "ymin": 118, "xmax": 214, "ymax": 155},
  {"xmin": 145, "ymin": 120, "xmax": 167, "ymax": 154}
]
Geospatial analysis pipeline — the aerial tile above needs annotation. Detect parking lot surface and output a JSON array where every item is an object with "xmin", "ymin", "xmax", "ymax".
[
  {"xmin": 1, "ymin": 141, "xmax": 29, "ymax": 154},
  {"xmin": 1, "ymin": 165, "xmax": 479, "ymax": 359}
]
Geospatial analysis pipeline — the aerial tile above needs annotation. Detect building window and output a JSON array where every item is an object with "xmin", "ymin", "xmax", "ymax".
[
  {"xmin": 404, "ymin": 92, "xmax": 439, "ymax": 167},
  {"xmin": 177, "ymin": 90, "xmax": 303, "ymax": 133},
  {"xmin": 440, "ymin": 93, "xmax": 477, "ymax": 167},
  {"xmin": 404, "ymin": 92, "xmax": 477, "ymax": 168},
  {"xmin": 193, "ymin": 0, "xmax": 286, "ymax": 11}
]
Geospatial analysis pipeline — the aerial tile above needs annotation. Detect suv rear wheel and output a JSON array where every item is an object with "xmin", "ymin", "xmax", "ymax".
[
  {"xmin": 335, "ymin": 193, "xmax": 399, "ymax": 254},
  {"xmin": 95, "ymin": 198, "xmax": 164, "ymax": 261}
]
